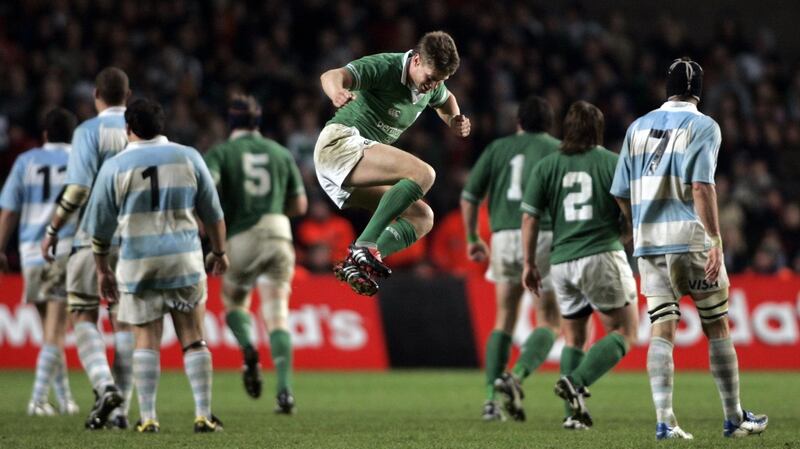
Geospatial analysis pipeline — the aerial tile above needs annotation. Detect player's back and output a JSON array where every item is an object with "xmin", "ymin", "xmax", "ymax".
[
  {"xmin": 534, "ymin": 146, "xmax": 623, "ymax": 264},
  {"xmin": 0, "ymin": 144, "xmax": 76, "ymax": 266},
  {"xmin": 67, "ymin": 107, "xmax": 127, "ymax": 246},
  {"xmin": 463, "ymin": 132, "xmax": 559, "ymax": 232},
  {"xmin": 205, "ymin": 132, "xmax": 304, "ymax": 239},
  {"xmin": 617, "ymin": 101, "xmax": 720, "ymax": 256},
  {"xmin": 86, "ymin": 137, "xmax": 220, "ymax": 292}
]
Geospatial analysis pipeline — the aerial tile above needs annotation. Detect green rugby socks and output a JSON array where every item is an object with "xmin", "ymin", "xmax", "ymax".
[
  {"xmin": 226, "ymin": 309, "xmax": 254, "ymax": 351},
  {"xmin": 376, "ymin": 218, "xmax": 418, "ymax": 258},
  {"xmin": 512, "ymin": 327, "xmax": 556, "ymax": 381},
  {"xmin": 569, "ymin": 333, "xmax": 628, "ymax": 388},
  {"xmin": 485, "ymin": 330, "xmax": 512, "ymax": 400},
  {"xmin": 269, "ymin": 330, "xmax": 293, "ymax": 393},
  {"xmin": 357, "ymin": 179, "xmax": 423, "ymax": 246}
]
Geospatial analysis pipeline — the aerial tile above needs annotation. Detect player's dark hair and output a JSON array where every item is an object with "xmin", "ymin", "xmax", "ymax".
[
  {"xmin": 228, "ymin": 94, "xmax": 262, "ymax": 130},
  {"xmin": 95, "ymin": 67, "xmax": 129, "ymax": 106},
  {"xmin": 44, "ymin": 107, "xmax": 77, "ymax": 143},
  {"xmin": 666, "ymin": 57, "xmax": 703, "ymax": 101},
  {"xmin": 518, "ymin": 96, "xmax": 553, "ymax": 133},
  {"xmin": 125, "ymin": 98, "xmax": 165, "ymax": 140},
  {"xmin": 561, "ymin": 101, "xmax": 604, "ymax": 155},
  {"xmin": 416, "ymin": 31, "xmax": 460, "ymax": 76}
]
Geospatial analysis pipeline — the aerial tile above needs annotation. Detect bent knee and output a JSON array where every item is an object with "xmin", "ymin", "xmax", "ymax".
[
  {"xmin": 402, "ymin": 201, "xmax": 434, "ymax": 237},
  {"xmin": 409, "ymin": 163, "xmax": 436, "ymax": 193}
]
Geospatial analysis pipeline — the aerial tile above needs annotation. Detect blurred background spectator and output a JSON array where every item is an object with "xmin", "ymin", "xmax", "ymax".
[{"xmin": 1, "ymin": 0, "xmax": 799, "ymax": 275}]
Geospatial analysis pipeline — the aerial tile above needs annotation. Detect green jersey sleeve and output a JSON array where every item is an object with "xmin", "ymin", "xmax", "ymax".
[
  {"xmin": 461, "ymin": 144, "xmax": 494, "ymax": 204},
  {"xmin": 345, "ymin": 54, "xmax": 390, "ymax": 91},
  {"xmin": 520, "ymin": 160, "xmax": 549, "ymax": 217},
  {"xmin": 428, "ymin": 84, "xmax": 450, "ymax": 108}
]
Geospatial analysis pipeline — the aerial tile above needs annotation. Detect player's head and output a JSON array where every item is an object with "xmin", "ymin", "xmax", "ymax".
[
  {"xmin": 409, "ymin": 31, "xmax": 460, "ymax": 94},
  {"xmin": 560, "ymin": 101, "xmax": 604, "ymax": 155},
  {"xmin": 666, "ymin": 57, "xmax": 703, "ymax": 102},
  {"xmin": 228, "ymin": 94, "xmax": 262, "ymax": 131},
  {"xmin": 43, "ymin": 107, "xmax": 77, "ymax": 144},
  {"xmin": 94, "ymin": 67, "xmax": 131, "ymax": 108},
  {"xmin": 518, "ymin": 96, "xmax": 554, "ymax": 133},
  {"xmin": 124, "ymin": 98, "xmax": 165, "ymax": 141}
]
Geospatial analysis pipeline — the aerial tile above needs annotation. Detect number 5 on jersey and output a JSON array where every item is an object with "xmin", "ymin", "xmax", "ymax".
[
  {"xmin": 563, "ymin": 171, "xmax": 593, "ymax": 221},
  {"xmin": 243, "ymin": 153, "xmax": 271, "ymax": 196}
]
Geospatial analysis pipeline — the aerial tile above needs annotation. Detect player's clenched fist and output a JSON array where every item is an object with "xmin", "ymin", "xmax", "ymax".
[
  {"xmin": 450, "ymin": 114, "xmax": 471, "ymax": 137},
  {"xmin": 332, "ymin": 90, "xmax": 356, "ymax": 108}
]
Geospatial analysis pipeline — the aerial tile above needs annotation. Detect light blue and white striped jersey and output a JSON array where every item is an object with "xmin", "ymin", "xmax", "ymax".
[
  {"xmin": 83, "ymin": 136, "xmax": 224, "ymax": 293},
  {"xmin": 610, "ymin": 101, "xmax": 721, "ymax": 257},
  {"xmin": 0, "ymin": 144, "xmax": 78, "ymax": 267},
  {"xmin": 67, "ymin": 106, "xmax": 127, "ymax": 247}
]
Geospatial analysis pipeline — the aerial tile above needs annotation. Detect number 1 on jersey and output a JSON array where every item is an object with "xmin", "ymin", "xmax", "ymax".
[
  {"xmin": 506, "ymin": 154, "xmax": 524, "ymax": 200},
  {"xmin": 142, "ymin": 166, "xmax": 159, "ymax": 211}
]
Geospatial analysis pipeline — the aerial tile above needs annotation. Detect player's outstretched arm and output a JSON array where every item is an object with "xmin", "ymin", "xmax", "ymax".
[
  {"xmin": 0, "ymin": 209, "xmax": 20, "ymax": 272},
  {"xmin": 459, "ymin": 198, "xmax": 487, "ymax": 262},
  {"xmin": 320, "ymin": 68, "xmax": 356, "ymax": 108},
  {"xmin": 692, "ymin": 182, "xmax": 723, "ymax": 283},
  {"xmin": 435, "ymin": 93, "xmax": 470, "ymax": 137}
]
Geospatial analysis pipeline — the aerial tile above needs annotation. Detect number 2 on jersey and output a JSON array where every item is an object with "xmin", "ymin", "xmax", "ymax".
[
  {"xmin": 243, "ymin": 153, "xmax": 271, "ymax": 196},
  {"xmin": 506, "ymin": 154, "xmax": 524, "ymax": 200},
  {"xmin": 562, "ymin": 171, "xmax": 593, "ymax": 221}
]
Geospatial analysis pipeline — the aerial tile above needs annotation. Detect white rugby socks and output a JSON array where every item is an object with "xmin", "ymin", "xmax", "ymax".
[
  {"xmin": 30, "ymin": 344, "xmax": 59, "ymax": 403},
  {"xmin": 74, "ymin": 322, "xmax": 114, "ymax": 391},
  {"xmin": 709, "ymin": 337, "xmax": 743, "ymax": 424},
  {"xmin": 112, "ymin": 331, "xmax": 134, "ymax": 416},
  {"xmin": 133, "ymin": 349, "xmax": 160, "ymax": 422},
  {"xmin": 647, "ymin": 337, "xmax": 677, "ymax": 426},
  {"xmin": 184, "ymin": 350, "xmax": 213, "ymax": 418}
]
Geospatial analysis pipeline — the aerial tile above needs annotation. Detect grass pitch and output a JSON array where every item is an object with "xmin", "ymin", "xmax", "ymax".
[{"xmin": 0, "ymin": 369, "xmax": 796, "ymax": 449}]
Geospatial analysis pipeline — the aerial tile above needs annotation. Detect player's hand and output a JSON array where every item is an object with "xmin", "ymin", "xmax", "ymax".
[
  {"xmin": 41, "ymin": 233, "xmax": 58, "ymax": 262},
  {"xmin": 705, "ymin": 246, "xmax": 723, "ymax": 283},
  {"xmin": 466, "ymin": 240, "xmax": 489, "ymax": 262},
  {"xmin": 0, "ymin": 253, "xmax": 9, "ymax": 273},
  {"xmin": 205, "ymin": 252, "xmax": 230, "ymax": 276},
  {"xmin": 449, "ymin": 114, "xmax": 471, "ymax": 137},
  {"xmin": 332, "ymin": 89, "xmax": 356, "ymax": 108},
  {"xmin": 97, "ymin": 267, "xmax": 119, "ymax": 303},
  {"xmin": 522, "ymin": 263, "xmax": 541, "ymax": 296}
]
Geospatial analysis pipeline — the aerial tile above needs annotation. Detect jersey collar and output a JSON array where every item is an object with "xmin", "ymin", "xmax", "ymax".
[
  {"xmin": 125, "ymin": 135, "xmax": 169, "ymax": 150},
  {"xmin": 229, "ymin": 129, "xmax": 262, "ymax": 141},
  {"xmin": 42, "ymin": 143, "xmax": 71, "ymax": 152},
  {"xmin": 98, "ymin": 106, "xmax": 126, "ymax": 116},
  {"xmin": 400, "ymin": 50, "xmax": 425, "ymax": 104},
  {"xmin": 659, "ymin": 101, "xmax": 699, "ymax": 113}
]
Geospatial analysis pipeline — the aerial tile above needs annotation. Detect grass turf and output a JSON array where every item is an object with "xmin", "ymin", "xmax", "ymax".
[{"xmin": 0, "ymin": 370, "xmax": 795, "ymax": 448}]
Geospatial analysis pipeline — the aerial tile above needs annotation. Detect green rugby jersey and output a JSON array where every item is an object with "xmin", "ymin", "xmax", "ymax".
[
  {"xmin": 462, "ymin": 132, "xmax": 559, "ymax": 232},
  {"xmin": 204, "ymin": 132, "xmax": 305, "ymax": 238},
  {"xmin": 521, "ymin": 146, "xmax": 623, "ymax": 264},
  {"xmin": 328, "ymin": 51, "xmax": 450, "ymax": 144}
]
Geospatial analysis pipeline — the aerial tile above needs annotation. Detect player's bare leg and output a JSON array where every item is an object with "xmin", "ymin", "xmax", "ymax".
[
  {"xmin": 258, "ymin": 278, "xmax": 295, "ymax": 414},
  {"xmin": 342, "ymin": 144, "xmax": 435, "ymax": 279},
  {"xmin": 693, "ymin": 291, "xmax": 767, "ymax": 437}
]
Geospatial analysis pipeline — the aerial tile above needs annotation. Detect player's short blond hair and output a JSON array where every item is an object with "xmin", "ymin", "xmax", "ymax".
[{"xmin": 416, "ymin": 31, "xmax": 460, "ymax": 77}]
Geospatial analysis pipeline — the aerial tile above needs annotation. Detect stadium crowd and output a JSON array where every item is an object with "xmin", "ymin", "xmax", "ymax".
[{"xmin": 1, "ymin": 0, "xmax": 799, "ymax": 275}]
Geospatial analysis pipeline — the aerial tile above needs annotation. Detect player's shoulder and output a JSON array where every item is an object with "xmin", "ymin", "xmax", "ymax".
[{"xmin": 75, "ymin": 115, "xmax": 101, "ymax": 133}]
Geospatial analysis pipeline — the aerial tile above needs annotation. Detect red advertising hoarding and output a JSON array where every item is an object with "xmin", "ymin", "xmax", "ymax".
[
  {"xmin": 0, "ymin": 275, "xmax": 389, "ymax": 370},
  {"xmin": 467, "ymin": 274, "xmax": 800, "ymax": 370}
]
